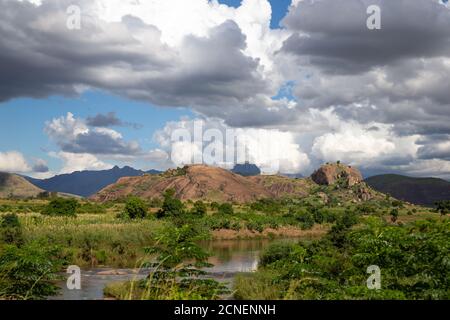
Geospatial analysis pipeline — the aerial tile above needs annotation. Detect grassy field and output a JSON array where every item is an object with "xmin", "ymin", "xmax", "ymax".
[{"xmin": 0, "ymin": 195, "xmax": 447, "ymax": 300}]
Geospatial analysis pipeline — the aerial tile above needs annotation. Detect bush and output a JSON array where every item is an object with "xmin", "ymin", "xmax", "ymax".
[
  {"xmin": 148, "ymin": 197, "xmax": 163, "ymax": 208},
  {"xmin": 157, "ymin": 189, "xmax": 185, "ymax": 219},
  {"xmin": 390, "ymin": 208, "xmax": 399, "ymax": 222},
  {"xmin": 76, "ymin": 202, "xmax": 106, "ymax": 214},
  {"xmin": 289, "ymin": 209, "xmax": 315, "ymax": 229},
  {"xmin": 190, "ymin": 201, "xmax": 207, "ymax": 217},
  {"xmin": 217, "ymin": 203, "xmax": 234, "ymax": 215},
  {"xmin": 123, "ymin": 197, "xmax": 148, "ymax": 219},
  {"xmin": 328, "ymin": 211, "xmax": 359, "ymax": 247},
  {"xmin": 259, "ymin": 242, "xmax": 295, "ymax": 267},
  {"xmin": 435, "ymin": 200, "xmax": 450, "ymax": 215},
  {"xmin": 238, "ymin": 218, "xmax": 450, "ymax": 300},
  {"xmin": 246, "ymin": 221, "xmax": 264, "ymax": 233},
  {"xmin": 0, "ymin": 241, "xmax": 64, "ymax": 299},
  {"xmin": 0, "ymin": 213, "xmax": 24, "ymax": 245},
  {"xmin": 41, "ymin": 198, "xmax": 79, "ymax": 217}
]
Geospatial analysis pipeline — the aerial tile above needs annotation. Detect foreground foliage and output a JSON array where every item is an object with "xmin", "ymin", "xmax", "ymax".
[
  {"xmin": 0, "ymin": 241, "xmax": 64, "ymax": 300},
  {"xmin": 235, "ymin": 217, "xmax": 450, "ymax": 300},
  {"xmin": 105, "ymin": 225, "xmax": 228, "ymax": 300},
  {"xmin": 41, "ymin": 198, "xmax": 79, "ymax": 217}
]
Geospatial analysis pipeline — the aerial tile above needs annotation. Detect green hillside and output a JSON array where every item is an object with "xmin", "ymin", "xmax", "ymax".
[{"xmin": 365, "ymin": 174, "xmax": 450, "ymax": 206}]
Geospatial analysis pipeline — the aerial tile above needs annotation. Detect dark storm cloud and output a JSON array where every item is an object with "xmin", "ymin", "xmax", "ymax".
[
  {"xmin": 279, "ymin": 0, "xmax": 450, "ymax": 143},
  {"xmin": 417, "ymin": 134, "xmax": 450, "ymax": 160},
  {"xmin": 282, "ymin": 0, "xmax": 450, "ymax": 75},
  {"xmin": 0, "ymin": 0, "xmax": 269, "ymax": 115},
  {"xmin": 86, "ymin": 112, "xmax": 142, "ymax": 129}
]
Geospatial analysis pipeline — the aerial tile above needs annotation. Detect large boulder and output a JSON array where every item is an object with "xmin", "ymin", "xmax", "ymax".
[{"xmin": 311, "ymin": 163, "xmax": 363, "ymax": 187}]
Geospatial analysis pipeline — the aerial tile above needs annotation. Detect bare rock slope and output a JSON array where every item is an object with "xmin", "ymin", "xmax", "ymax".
[{"xmin": 311, "ymin": 163, "xmax": 363, "ymax": 187}]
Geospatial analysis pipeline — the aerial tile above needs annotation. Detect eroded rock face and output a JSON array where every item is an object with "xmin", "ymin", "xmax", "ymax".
[{"xmin": 311, "ymin": 163, "xmax": 363, "ymax": 187}]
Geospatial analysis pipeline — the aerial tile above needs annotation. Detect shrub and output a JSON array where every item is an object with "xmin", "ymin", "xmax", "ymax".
[
  {"xmin": 148, "ymin": 197, "xmax": 163, "ymax": 208},
  {"xmin": 259, "ymin": 242, "xmax": 295, "ymax": 267},
  {"xmin": 328, "ymin": 211, "xmax": 359, "ymax": 247},
  {"xmin": 157, "ymin": 189, "xmax": 185, "ymax": 219},
  {"xmin": 217, "ymin": 203, "xmax": 234, "ymax": 215},
  {"xmin": 290, "ymin": 209, "xmax": 315, "ymax": 229},
  {"xmin": 238, "ymin": 219, "xmax": 450, "ymax": 300},
  {"xmin": 41, "ymin": 198, "xmax": 79, "ymax": 217},
  {"xmin": 76, "ymin": 202, "xmax": 106, "ymax": 214},
  {"xmin": 0, "ymin": 213, "xmax": 24, "ymax": 245},
  {"xmin": 435, "ymin": 200, "xmax": 450, "ymax": 216},
  {"xmin": 246, "ymin": 221, "xmax": 264, "ymax": 233},
  {"xmin": 0, "ymin": 241, "xmax": 64, "ymax": 299},
  {"xmin": 190, "ymin": 201, "xmax": 207, "ymax": 217},
  {"xmin": 123, "ymin": 196, "xmax": 148, "ymax": 219},
  {"xmin": 390, "ymin": 208, "xmax": 399, "ymax": 223},
  {"xmin": 391, "ymin": 200, "xmax": 404, "ymax": 208}
]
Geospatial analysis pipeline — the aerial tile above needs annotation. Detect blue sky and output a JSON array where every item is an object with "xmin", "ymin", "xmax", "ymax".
[
  {"xmin": 218, "ymin": 0, "xmax": 292, "ymax": 28},
  {"xmin": 0, "ymin": 92, "xmax": 192, "ymax": 172}
]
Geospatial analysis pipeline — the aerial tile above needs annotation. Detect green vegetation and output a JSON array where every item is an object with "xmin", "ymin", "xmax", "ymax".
[
  {"xmin": 122, "ymin": 196, "xmax": 148, "ymax": 219},
  {"xmin": 0, "ymin": 191, "xmax": 445, "ymax": 300},
  {"xmin": 234, "ymin": 217, "xmax": 450, "ymax": 300},
  {"xmin": 0, "ymin": 213, "xmax": 24, "ymax": 245},
  {"xmin": 217, "ymin": 203, "xmax": 234, "ymax": 215},
  {"xmin": 0, "ymin": 213, "xmax": 64, "ymax": 300},
  {"xmin": 190, "ymin": 200, "xmax": 207, "ymax": 217},
  {"xmin": 0, "ymin": 241, "xmax": 64, "ymax": 300},
  {"xmin": 41, "ymin": 198, "xmax": 79, "ymax": 217},
  {"xmin": 104, "ymin": 225, "xmax": 227, "ymax": 300},
  {"xmin": 436, "ymin": 200, "xmax": 450, "ymax": 216},
  {"xmin": 157, "ymin": 189, "xmax": 185, "ymax": 219}
]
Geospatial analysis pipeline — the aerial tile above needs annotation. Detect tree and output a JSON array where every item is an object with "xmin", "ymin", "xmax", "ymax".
[
  {"xmin": 0, "ymin": 213, "xmax": 23, "ymax": 245},
  {"xmin": 123, "ymin": 196, "xmax": 148, "ymax": 219},
  {"xmin": 217, "ymin": 203, "xmax": 234, "ymax": 215},
  {"xmin": 390, "ymin": 208, "xmax": 399, "ymax": 223},
  {"xmin": 435, "ymin": 200, "xmax": 450, "ymax": 216},
  {"xmin": 157, "ymin": 189, "xmax": 185, "ymax": 219},
  {"xmin": 0, "ymin": 241, "xmax": 64, "ymax": 300},
  {"xmin": 190, "ymin": 200, "xmax": 207, "ymax": 217},
  {"xmin": 41, "ymin": 198, "xmax": 78, "ymax": 217}
]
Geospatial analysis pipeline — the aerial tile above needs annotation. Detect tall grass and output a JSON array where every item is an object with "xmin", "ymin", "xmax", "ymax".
[{"xmin": 15, "ymin": 212, "xmax": 168, "ymax": 267}]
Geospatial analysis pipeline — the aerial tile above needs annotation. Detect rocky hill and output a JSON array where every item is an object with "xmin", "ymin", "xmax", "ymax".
[
  {"xmin": 92, "ymin": 165, "xmax": 273, "ymax": 203},
  {"xmin": 0, "ymin": 172, "xmax": 45, "ymax": 198},
  {"xmin": 365, "ymin": 174, "xmax": 450, "ymax": 206},
  {"xmin": 311, "ymin": 163, "xmax": 363, "ymax": 187},
  {"xmin": 92, "ymin": 163, "xmax": 381, "ymax": 204}
]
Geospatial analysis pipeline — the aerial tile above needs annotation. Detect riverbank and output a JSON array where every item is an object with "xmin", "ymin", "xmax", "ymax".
[{"xmin": 211, "ymin": 224, "xmax": 328, "ymax": 240}]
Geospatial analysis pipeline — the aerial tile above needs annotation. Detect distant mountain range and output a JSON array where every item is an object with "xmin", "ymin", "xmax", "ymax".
[
  {"xmin": 5, "ymin": 165, "xmax": 448, "ymax": 206},
  {"xmin": 365, "ymin": 174, "xmax": 450, "ymax": 206},
  {"xmin": 24, "ymin": 166, "xmax": 162, "ymax": 197},
  {"xmin": 231, "ymin": 162, "xmax": 261, "ymax": 176}
]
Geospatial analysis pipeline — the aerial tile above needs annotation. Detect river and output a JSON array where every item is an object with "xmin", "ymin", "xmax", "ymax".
[{"xmin": 51, "ymin": 238, "xmax": 300, "ymax": 300}]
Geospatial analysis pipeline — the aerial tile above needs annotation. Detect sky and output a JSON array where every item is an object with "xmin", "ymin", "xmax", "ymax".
[{"xmin": 1, "ymin": 0, "xmax": 450, "ymax": 180}]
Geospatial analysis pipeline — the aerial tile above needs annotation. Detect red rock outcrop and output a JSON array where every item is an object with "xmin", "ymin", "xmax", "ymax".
[{"xmin": 311, "ymin": 163, "xmax": 363, "ymax": 187}]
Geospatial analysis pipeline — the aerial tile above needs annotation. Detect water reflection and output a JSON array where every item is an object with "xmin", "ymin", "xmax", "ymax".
[
  {"xmin": 52, "ymin": 238, "xmax": 301, "ymax": 300},
  {"xmin": 201, "ymin": 238, "xmax": 298, "ymax": 273}
]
